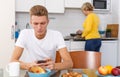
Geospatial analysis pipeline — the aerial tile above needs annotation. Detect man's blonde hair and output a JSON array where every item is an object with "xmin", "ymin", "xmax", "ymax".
[
  {"xmin": 81, "ymin": 2, "xmax": 94, "ymax": 11},
  {"xmin": 30, "ymin": 5, "xmax": 48, "ymax": 19}
]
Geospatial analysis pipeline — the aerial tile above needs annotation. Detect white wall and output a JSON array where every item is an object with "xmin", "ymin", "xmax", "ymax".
[
  {"xmin": 16, "ymin": 0, "xmax": 119, "ymax": 37},
  {"xmin": 15, "ymin": 0, "xmax": 120, "ymax": 65},
  {"xmin": 16, "ymin": 10, "xmax": 84, "ymax": 36},
  {"xmin": 0, "ymin": 0, "xmax": 15, "ymax": 68}
]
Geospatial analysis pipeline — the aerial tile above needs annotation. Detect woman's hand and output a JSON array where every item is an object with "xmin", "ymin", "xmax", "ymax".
[{"xmin": 76, "ymin": 29, "xmax": 82, "ymax": 34}]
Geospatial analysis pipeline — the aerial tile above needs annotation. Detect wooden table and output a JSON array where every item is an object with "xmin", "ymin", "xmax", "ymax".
[
  {"xmin": 4, "ymin": 69, "xmax": 98, "ymax": 77},
  {"xmin": 50, "ymin": 69, "xmax": 98, "ymax": 77}
]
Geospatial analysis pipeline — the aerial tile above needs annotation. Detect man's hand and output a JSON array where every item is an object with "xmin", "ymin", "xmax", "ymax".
[
  {"xmin": 37, "ymin": 58, "xmax": 55, "ymax": 70},
  {"xmin": 23, "ymin": 62, "xmax": 38, "ymax": 70}
]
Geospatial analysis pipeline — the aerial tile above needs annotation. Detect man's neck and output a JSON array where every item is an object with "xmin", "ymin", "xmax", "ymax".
[
  {"xmin": 35, "ymin": 31, "xmax": 46, "ymax": 39},
  {"xmin": 36, "ymin": 35, "xmax": 45, "ymax": 39}
]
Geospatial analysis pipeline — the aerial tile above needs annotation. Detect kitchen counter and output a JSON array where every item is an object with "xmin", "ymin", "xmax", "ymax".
[
  {"xmin": 64, "ymin": 36, "xmax": 118, "ymax": 67},
  {"xmin": 64, "ymin": 36, "xmax": 118, "ymax": 41}
]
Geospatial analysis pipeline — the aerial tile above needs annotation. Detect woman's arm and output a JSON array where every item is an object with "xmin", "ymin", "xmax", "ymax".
[{"xmin": 82, "ymin": 15, "xmax": 93, "ymax": 37}]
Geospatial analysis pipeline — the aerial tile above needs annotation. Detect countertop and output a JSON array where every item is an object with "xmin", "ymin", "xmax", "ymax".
[{"xmin": 64, "ymin": 36, "xmax": 118, "ymax": 41}]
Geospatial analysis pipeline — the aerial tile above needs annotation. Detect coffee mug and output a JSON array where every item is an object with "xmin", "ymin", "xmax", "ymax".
[{"xmin": 6, "ymin": 62, "xmax": 20, "ymax": 76}]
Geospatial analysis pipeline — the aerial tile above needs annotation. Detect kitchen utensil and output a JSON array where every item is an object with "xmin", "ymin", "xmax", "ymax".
[
  {"xmin": 70, "ymin": 33, "xmax": 81, "ymax": 37},
  {"xmin": 106, "ymin": 24, "xmax": 118, "ymax": 38}
]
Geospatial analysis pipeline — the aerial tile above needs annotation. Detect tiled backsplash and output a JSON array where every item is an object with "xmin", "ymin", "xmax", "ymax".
[{"xmin": 15, "ymin": 8, "xmax": 118, "ymax": 37}]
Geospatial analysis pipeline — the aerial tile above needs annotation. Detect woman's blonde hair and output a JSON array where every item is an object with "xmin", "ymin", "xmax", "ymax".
[
  {"xmin": 30, "ymin": 5, "xmax": 48, "ymax": 19},
  {"xmin": 81, "ymin": 2, "xmax": 94, "ymax": 11}
]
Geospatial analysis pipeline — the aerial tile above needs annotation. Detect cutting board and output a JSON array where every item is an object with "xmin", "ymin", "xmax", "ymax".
[{"xmin": 106, "ymin": 24, "xmax": 119, "ymax": 38}]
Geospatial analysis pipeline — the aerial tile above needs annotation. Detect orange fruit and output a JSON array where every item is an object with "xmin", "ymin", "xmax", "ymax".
[{"xmin": 105, "ymin": 65, "xmax": 113, "ymax": 74}]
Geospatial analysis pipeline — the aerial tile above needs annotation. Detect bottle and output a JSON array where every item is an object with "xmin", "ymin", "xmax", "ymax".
[
  {"xmin": 26, "ymin": 23, "xmax": 30, "ymax": 29},
  {"xmin": 15, "ymin": 22, "xmax": 20, "ymax": 40}
]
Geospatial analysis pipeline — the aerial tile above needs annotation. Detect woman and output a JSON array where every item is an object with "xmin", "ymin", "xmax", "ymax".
[{"xmin": 77, "ymin": 2, "xmax": 101, "ymax": 52}]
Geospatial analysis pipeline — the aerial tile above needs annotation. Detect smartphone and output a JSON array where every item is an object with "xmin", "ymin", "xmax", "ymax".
[{"xmin": 37, "ymin": 60, "xmax": 46, "ymax": 64}]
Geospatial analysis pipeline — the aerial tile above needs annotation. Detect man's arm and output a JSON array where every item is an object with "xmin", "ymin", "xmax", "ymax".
[
  {"xmin": 54, "ymin": 47, "xmax": 73, "ymax": 70},
  {"xmin": 10, "ymin": 46, "xmax": 37, "ymax": 70}
]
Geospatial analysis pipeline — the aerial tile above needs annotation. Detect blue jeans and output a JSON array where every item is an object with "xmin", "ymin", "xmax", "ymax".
[{"xmin": 85, "ymin": 38, "xmax": 101, "ymax": 52}]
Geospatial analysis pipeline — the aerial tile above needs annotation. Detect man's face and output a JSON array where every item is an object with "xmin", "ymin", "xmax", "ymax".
[{"xmin": 30, "ymin": 15, "xmax": 49, "ymax": 37}]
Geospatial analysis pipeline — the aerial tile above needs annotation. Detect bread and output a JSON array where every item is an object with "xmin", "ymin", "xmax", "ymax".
[
  {"xmin": 29, "ymin": 66, "xmax": 46, "ymax": 73},
  {"xmin": 62, "ymin": 72, "xmax": 82, "ymax": 77}
]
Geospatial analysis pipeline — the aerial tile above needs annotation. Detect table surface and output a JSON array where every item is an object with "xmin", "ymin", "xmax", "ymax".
[
  {"xmin": 3, "ymin": 69, "xmax": 120, "ymax": 77},
  {"xmin": 3, "ymin": 69, "xmax": 98, "ymax": 77}
]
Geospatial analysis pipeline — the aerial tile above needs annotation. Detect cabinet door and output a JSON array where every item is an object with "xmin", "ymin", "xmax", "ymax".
[
  {"xmin": 65, "ymin": 0, "xmax": 92, "ymax": 8},
  {"xmin": 0, "ymin": 0, "xmax": 15, "ymax": 68},
  {"xmin": 16, "ymin": 0, "xmax": 64, "ymax": 13},
  {"xmin": 16, "ymin": 0, "xmax": 45, "ymax": 12},
  {"xmin": 70, "ymin": 41, "xmax": 85, "ymax": 51},
  {"xmin": 65, "ymin": 41, "xmax": 71, "ymax": 51},
  {"xmin": 45, "ymin": 0, "xmax": 64, "ymax": 13},
  {"xmin": 100, "ymin": 41, "xmax": 118, "ymax": 67}
]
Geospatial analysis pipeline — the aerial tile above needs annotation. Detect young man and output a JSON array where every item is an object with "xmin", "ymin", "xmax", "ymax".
[{"xmin": 10, "ymin": 5, "xmax": 73, "ymax": 70}]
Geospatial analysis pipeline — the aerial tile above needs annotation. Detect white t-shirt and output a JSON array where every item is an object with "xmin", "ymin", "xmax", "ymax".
[{"xmin": 15, "ymin": 29, "xmax": 66, "ymax": 62}]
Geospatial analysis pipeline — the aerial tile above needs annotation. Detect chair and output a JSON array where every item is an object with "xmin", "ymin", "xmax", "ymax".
[
  {"xmin": 55, "ymin": 51, "xmax": 61, "ymax": 63},
  {"xmin": 55, "ymin": 51, "xmax": 101, "ymax": 69},
  {"xmin": 69, "ymin": 51, "xmax": 101, "ymax": 69}
]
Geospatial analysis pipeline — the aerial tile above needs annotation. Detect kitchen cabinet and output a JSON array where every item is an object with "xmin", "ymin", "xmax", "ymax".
[
  {"xmin": 16, "ymin": 0, "xmax": 64, "ymax": 13},
  {"xmin": 100, "ymin": 41, "xmax": 118, "ymax": 67},
  {"xmin": 70, "ymin": 41, "xmax": 85, "ymax": 51},
  {"xmin": 65, "ymin": 41, "xmax": 85, "ymax": 51},
  {"xmin": 16, "ymin": 0, "xmax": 45, "ymax": 12},
  {"xmin": 45, "ymin": 0, "xmax": 64, "ymax": 13},
  {"xmin": 65, "ymin": 41, "xmax": 71, "ymax": 51},
  {"xmin": 65, "ymin": 40, "xmax": 118, "ymax": 67},
  {"xmin": 0, "ymin": 0, "xmax": 15, "ymax": 68},
  {"xmin": 65, "ymin": 0, "xmax": 92, "ymax": 8}
]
